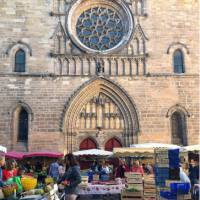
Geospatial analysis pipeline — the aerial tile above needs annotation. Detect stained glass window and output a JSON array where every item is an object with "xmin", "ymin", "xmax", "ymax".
[
  {"xmin": 173, "ymin": 49, "xmax": 184, "ymax": 73},
  {"xmin": 15, "ymin": 49, "xmax": 25, "ymax": 72},
  {"xmin": 76, "ymin": 7, "xmax": 124, "ymax": 51}
]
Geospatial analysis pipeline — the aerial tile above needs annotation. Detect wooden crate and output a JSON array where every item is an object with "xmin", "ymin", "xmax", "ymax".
[
  {"xmin": 144, "ymin": 198, "xmax": 156, "ymax": 200},
  {"xmin": 127, "ymin": 178, "xmax": 143, "ymax": 184},
  {"xmin": 125, "ymin": 172, "xmax": 142, "ymax": 178},
  {"xmin": 177, "ymin": 194, "xmax": 191, "ymax": 200},
  {"xmin": 121, "ymin": 190, "xmax": 143, "ymax": 200}
]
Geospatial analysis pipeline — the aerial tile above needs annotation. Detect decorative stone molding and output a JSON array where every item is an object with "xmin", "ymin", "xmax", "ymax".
[
  {"xmin": 167, "ymin": 42, "xmax": 190, "ymax": 55},
  {"xmin": 166, "ymin": 104, "xmax": 190, "ymax": 118},
  {"xmin": 50, "ymin": 0, "xmax": 148, "ymax": 76}
]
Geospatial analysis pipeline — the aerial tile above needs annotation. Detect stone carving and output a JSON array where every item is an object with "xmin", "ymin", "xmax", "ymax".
[
  {"xmin": 77, "ymin": 93, "xmax": 124, "ymax": 130},
  {"xmin": 50, "ymin": 0, "xmax": 148, "ymax": 76}
]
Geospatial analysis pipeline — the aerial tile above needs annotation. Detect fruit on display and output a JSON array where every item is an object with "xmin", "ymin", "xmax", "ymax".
[
  {"xmin": 24, "ymin": 189, "xmax": 44, "ymax": 195},
  {"xmin": 45, "ymin": 177, "xmax": 54, "ymax": 184},
  {"xmin": 21, "ymin": 177, "xmax": 37, "ymax": 191},
  {"xmin": 2, "ymin": 184, "xmax": 18, "ymax": 198}
]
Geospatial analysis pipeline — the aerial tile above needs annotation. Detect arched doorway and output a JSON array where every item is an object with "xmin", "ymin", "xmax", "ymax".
[
  {"xmin": 80, "ymin": 138, "xmax": 97, "ymax": 150},
  {"xmin": 105, "ymin": 138, "xmax": 122, "ymax": 151},
  {"xmin": 63, "ymin": 77, "xmax": 139, "ymax": 153}
]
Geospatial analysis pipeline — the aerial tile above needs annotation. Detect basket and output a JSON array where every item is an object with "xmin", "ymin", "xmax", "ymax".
[
  {"xmin": 21, "ymin": 177, "xmax": 37, "ymax": 191},
  {"xmin": 2, "ymin": 184, "xmax": 18, "ymax": 197},
  {"xmin": 45, "ymin": 177, "xmax": 54, "ymax": 184}
]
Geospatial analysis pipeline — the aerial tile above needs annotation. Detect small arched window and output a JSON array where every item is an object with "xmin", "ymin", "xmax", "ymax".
[
  {"xmin": 18, "ymin": 108, "xmax": 28, "ymax": 142},
  {"xmin": 173, "ymin": 49, "xmax": 184, "ymax": 73},
  {"xmin": 171, "ymin": 111, "xmax": 187, "ymax": 146},
  {"xmin": 15, "ymin": 49, "xmax": 25, "ymax": 72}
]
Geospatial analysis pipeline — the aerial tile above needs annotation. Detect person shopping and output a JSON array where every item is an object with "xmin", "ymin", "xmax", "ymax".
[{"xmin": 58, "ymin": 153, "xmax": 81, "ymax": 200}]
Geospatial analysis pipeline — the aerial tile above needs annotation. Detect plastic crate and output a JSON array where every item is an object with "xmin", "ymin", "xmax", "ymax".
[
  {"xmin": 170, "ymin": 182, "xmax": 190, "ymax": 195},
  {"xmin": 160, "ymin": 191, "xmax": 176, "ymax": 200}
]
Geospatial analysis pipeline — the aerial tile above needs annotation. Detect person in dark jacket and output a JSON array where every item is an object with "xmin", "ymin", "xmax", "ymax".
[
  {"xmin": 189, "ymin": 159, "xmax": 199, "ymax": 186},
  {"xmin": 58, "ymin": 153, "xmax": 81, "ymax": 200},
  {"xmin": 0, "ymin": 156, "xmax": 5, "ymax": 187}
]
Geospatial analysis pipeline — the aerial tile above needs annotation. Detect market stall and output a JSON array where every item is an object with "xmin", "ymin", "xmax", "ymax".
[
  {"xmin": 0, "ymin": 151, "xmax": 64, "ymax": 199},
  {"xmin": 73, "ymin": 149, "xmax": 125, "ymax": 200},
  {"xmin": 114, "ymin": 144, "xmax": 192, "ymax": 200}
]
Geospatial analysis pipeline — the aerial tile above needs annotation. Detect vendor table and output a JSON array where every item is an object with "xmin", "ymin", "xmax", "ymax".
[
  {"xmin": 78, "ymin": 184, "xmax": 125, "ymax": 195},
  {"xmin": 77, "ymin": 194, "xmax": 121, "ymax": 200}
]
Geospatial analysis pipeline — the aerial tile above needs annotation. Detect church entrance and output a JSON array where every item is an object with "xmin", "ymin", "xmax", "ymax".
[{"xmin": 63, "ymin": 77, "xmax": 139, "ymax": 153}]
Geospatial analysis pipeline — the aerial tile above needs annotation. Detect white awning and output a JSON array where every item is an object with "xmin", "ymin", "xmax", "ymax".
[
  {"xmin": 130, "ymin": 143, "xmax": 181, "ymax": 149},
  {"xmin": 0, "ymin": 145, "xmax": 7, "ymax": 153},
  {"xmin": 181, "ymin": 145, "xmax": 200, "ymax": 152},
  {"xmin": 73, "ymin": 149, "xmax": 113, "ymax": 156}
]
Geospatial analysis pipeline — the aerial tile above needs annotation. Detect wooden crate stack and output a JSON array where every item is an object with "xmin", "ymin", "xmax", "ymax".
[
  {"xmin": 143, "ymin": 175, "xmax": 156, "ymax": 200},
  {"xmin": 121, "ymin": 172, "xmax": 143, "ymax": 200},
  {"xmin": 154, "ymin": 149, "xmax": 169, "ymax": 168}
]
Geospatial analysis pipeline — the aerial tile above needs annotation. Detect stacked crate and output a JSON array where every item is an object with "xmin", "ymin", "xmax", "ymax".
[
  {"xmin": 121, "ymin": 172, "xmax": 143, "ymax": 200},
  {"xmin": 143, "ymin": 175, "xmax": 156, "ymax": 200},
  {"xmin": 154, "ymin": 149, "xmax": 169, "ymax": 187}
]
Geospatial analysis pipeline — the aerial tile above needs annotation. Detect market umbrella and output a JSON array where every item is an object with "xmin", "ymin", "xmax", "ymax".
[
  {"xmin": 73, "ymin": 149, "xmax": 113, "ymax": 156},
  {"xmin": 5, "ymin": 151, "xmax": 25, "ymax": 160},
  {"xmin": 23, "ymin": 151, "xmax": 64, "ymax": 158},
  {"xmin": 0, "ymin": 145, "xmax": 7, "ymax": 153},
  {"xmin": 181, "ymin": 144, "xmax": 200, "ymax": 152},
  {"xmin": 130, "ymin": 143, "xmax": 181, "ymax": 149}
]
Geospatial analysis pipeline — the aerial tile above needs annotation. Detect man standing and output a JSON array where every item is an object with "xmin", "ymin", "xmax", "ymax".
[{"xmin": 49, "ymin": 159, "xmax": 60, "ymax": 181}]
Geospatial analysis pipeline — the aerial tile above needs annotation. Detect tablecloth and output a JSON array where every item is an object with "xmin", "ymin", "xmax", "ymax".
[{"xmin": 78, "ymin": 184, "xmax": 125, "ymax": 195}]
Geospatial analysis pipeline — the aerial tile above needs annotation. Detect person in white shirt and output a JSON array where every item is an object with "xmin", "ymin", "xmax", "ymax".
[{"xmin": 180, "ymin": 163, "xmax": 191, "ymax": 189}]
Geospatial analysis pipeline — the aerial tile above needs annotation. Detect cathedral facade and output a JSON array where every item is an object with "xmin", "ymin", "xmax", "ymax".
[{"xmin": 0, "ymin": 0, "xmax": 199, "ymax": 153}]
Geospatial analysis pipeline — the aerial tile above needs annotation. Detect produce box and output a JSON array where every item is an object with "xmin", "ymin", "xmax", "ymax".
[
  {"xmin": 127, "ymin": 183, "xmax": 143, "ymax": 191},
  {"xmin": 121, "ymin": 190, "xmax": 143, "ymax": 200}
]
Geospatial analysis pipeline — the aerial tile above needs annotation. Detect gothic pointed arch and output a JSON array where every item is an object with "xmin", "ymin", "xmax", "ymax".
[
  {"xmin": 11, "ymin": 102, "xmax": 33, "ymax": 151},
  {"xmin": 166, "ymin": 104, "xmax": 189, "ymax": 146},
  {"xmin": 62, "ymin": 77, "xmax": 139, "ymax": 152}
]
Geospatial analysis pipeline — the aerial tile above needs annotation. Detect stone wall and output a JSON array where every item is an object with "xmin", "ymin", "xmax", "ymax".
[{"xmin": 0, "ymin": 75, "xmax": 198, "ymax": 152}]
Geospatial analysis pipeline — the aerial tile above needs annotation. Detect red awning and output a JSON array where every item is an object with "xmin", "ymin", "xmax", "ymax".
[
  {"xmin": 5, "ymin": 151, "xmax": 25, "ymax": 160},
  {"xmin": 23, "ymin": 152, "xmax": 64, "ymax": 158},
  {"xmin": 5, "ymin": 151, "xmax": 64, "ymax": 159}
]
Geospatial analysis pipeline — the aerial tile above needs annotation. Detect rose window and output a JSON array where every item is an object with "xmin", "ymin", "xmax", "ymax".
[
  {"xmin": 67, "ymin": 0, "xmax": 134, "ymax": 54},
  {"xmin": 76, "ymin": 7, "xmax": 123, "ymax": 51}
]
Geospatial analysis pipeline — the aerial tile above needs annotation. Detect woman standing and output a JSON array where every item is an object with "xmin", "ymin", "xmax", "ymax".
[
  {"xmin": 3, "ymin": 159, "xmax": 18, "ymax": 181},
  {"xmin": 58, "ymin": 153, "xmax": 82, "ymax": 200}
]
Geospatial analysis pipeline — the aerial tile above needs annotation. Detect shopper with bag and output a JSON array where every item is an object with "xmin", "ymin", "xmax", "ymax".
[{"xmin": 58, "ymin": 153, "xmax": 81, "ymax": 200}]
